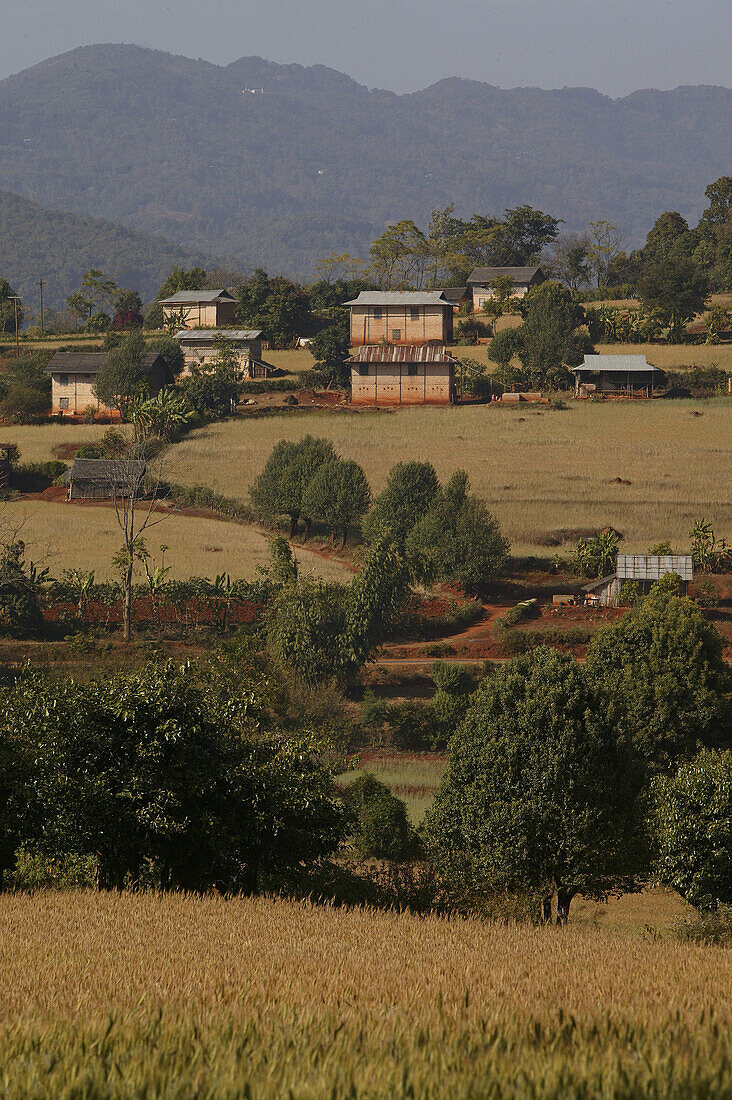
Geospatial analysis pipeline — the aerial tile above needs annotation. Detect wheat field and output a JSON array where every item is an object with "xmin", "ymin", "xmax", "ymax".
[
  {"xmin": 0, "ymin": 891, "xmax": 727, "ymax": 1098},
  {"xmin": 166, "ymin": 399, "xmax": 732, "ymax": 554},
  {"xmin": 0, "ymin": 500, "xmax": 352, "ymax": 582}
]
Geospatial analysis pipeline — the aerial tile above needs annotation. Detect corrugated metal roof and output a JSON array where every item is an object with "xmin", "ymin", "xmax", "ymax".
[
  {"xmin": 346, "ymin": 345, "xmax": 457, "ymax": 364},
  {"xmin": 467, "ymin": 266, "xmax": 543, "ymax": 284},
  {"xmin": 67, "ymin": 458, "xmax": 146, "ymax": 482},
  {"xmin": 46, "ymin": 352, "xmax": 163, "ymax": 375},
  {"xmin": 572, "ymin": 355, "xmax": 662, "ymax": 374},
  {"xmin": 343, "ymin": 291, "xmax": 455, "ymax": 307},
  {"xmin": 616, "ymin": 554, "xmax": 693, "ymax": 581},
  {"xmin": 581, "ymin": 573, "xmax": 617, "ymax": 592},
  {"xmin": 159, "ymin": 289, "xmax": 235, "ymax": 305},
  {"xmin": 174, "ymin": 329, "xmax": 262, "ymax": 342}
]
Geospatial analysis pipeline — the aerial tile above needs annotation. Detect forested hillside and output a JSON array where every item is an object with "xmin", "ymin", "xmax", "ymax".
[
  {"xmin": 0, "ymin": 189, "xmax": 212, "ymax": 309},
  {"xmin": 0, "ymin": 45, "xmax": 730, "ymax": 278}
]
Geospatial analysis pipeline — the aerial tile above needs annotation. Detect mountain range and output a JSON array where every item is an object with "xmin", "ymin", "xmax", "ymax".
[{"xmin": 0, "ymin": 44, "xmax": 730, "ymax": 301}]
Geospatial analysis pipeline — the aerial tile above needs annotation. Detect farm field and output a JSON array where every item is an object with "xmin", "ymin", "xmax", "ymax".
[
  {"xmin": 0, "ymin": 500, "xmax": 352, "ymax": 581},
  {"xmin": 166, "ymin": 399, "xmax": 732, "ymax": 555},
  {"xmin": 0, "ymin": 890, "xmax": 726, "ymax": 1098}
]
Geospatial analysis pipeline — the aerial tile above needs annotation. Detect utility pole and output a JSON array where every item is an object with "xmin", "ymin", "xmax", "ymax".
[
  {"xmin": 37, "ymin": 279, "xmax": 44, "ymax": 333},
  {"xmin": 8, "ymin": 296, "xmax": 20, "ymax": 357}
]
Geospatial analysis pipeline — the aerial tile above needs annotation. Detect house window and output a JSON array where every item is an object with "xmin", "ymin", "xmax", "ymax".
[
  {"xmin": 59, "ymin": 374, "xmax": 69, "ymax": 385},
  {"xmin": 407, "ymin": 364, "xmax": 418, "ymax": 377},
  {"xmin": 59, "ymin": 397, "xmax": 69, "ymax": 409},
  {"xmin": 410, "ymin": 307, "xmax": 420, "ymax": 321},
  {"xmin": 392, "ymin": 328, "xmax": 401, "ymax": 341},
  {"xmin": 373, "ymin": 307, "xmax": 383, "ymax": 320},
  {"xmin": 357, "ymin": 364, "xmax": 369, "ymax": 376}
]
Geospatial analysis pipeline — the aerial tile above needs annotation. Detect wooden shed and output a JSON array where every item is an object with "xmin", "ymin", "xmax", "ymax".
[
  {"xmin": 65, "ymin": 458, "xmax": 147, "ymax": 501},
  {"xmin": 582, "ymin": 554, "xmax": 693, "ymax": 606},
  {"xmin": 347, "ymin": 345, "xmax": 457, "ymax": 406}
]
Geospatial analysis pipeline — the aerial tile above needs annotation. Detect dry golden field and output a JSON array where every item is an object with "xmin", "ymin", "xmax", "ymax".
[
  {"xmin": 166, "ymin": 399, "xmax": 732, "ymax": 555},
  {"xmin": 0, "ymin": 891, "xmax": 727, "ymax": 1098},
  {"xmin": 0, "ymin": 500, "xmax": 352, "ymax": 582}
]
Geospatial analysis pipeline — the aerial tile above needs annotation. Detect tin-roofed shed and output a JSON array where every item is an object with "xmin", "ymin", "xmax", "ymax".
[{"xmin": 571, "ymin": 355, "xmax": 665, "ymax": 398}]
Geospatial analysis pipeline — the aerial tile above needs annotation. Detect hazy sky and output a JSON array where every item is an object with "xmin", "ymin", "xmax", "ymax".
[{"xmin": 2, "ymin": 0, "xmax": 730, "ymax": 94}]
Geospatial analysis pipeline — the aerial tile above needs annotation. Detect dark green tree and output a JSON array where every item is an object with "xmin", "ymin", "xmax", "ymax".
[
  {"xmin": 405, "ymin": 470, "xmax": 509, "ymax": 591},
  {"xmin": 585, "ymin": 592, "xmax": 731, "ymax": 778},
  {"xmin": 362, "ymin": 461, "xmax": 439, "ymax": 546},
  {"xmin": 0, "ymin": 351, "xmax": 51, "ymax": 422},
  {"xmin": 307, "ymin": 322, "xmax": 351, "ymax": 387},
  {"xmin": 486, "ymin": 326, "xmax": 523, "ymax": 369},
  {"xmin": 250, "ymin": 436, "xmax": 337, "ymax": 537},
  {"xmin": 424, "ymin": 647, "xmax": 638, "ymax": 922},
  {"xmin": 0, "ymin": 278, "xmax": 24, "ymax": 334},
  {"xmin": 643, "ymin": 212, "xmax": 695, "ymax": 265},
  {"xmin": 637, "ymin": 257, "xmax": 709, "ymax": 342},
  {"xmin": 93, "ymin": 331, "xmax": 151, "ymax": 417},
  {"xmin": 301, "ymin": 458, "xmax": 371, "ymax": 546},
  {"xmin": 236, "ymin": 271, "xmax": 310, "ymax": 347},
  {"xmin": 156, "ymin": 266, "xmax": 207, "ymax": 300},
  {"xmin": 654, "ymin": 749, "xmax": 732, "ymax": 911},
  {"xmin": 516, "ymin": 281, "xmax": 592, "ymax": 389},
  {"xmin": 145, "ymin": 333, "xmax": 185, "ymax": 378},
  {"xmin": 4, "ymin": 662, "xmax": 345, "ymax": 892},
  {"xmin": 0, "ymin": 541, "xmax": 45, "ymax": 637},
  {"xmin": 341, "ymin": 774, "xmax": 413, "ymax": 859}
]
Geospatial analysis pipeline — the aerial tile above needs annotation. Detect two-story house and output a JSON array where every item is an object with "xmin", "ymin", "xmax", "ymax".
[
  {"xmin": 345, "ymin": 291, "xmax": 455, "ymax": 347},
  {"xmin": 46, "ymin": 352, "xmax": 171, "ymax": 416},
  {"xmin": 159, "ymin": 289, "xmax": 238, "ymax": 329}
]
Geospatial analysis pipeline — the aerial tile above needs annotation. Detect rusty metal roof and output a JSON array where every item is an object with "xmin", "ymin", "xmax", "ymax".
[{"xmin": 346, "ymin": 345, "xmax": 458, "ymax": 364}]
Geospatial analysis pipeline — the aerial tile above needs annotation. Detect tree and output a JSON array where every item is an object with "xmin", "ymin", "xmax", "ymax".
[
  {"xmin": 0, "ymin": 540, "xmax": 45, "ymax": 637},
  {"xmin": 516, "ymin": 281, "xmax": 592, "ymax": 389},
  {"xmin": 4, "ymin": 662, "xmax": 345, "ymax": 891},
  {"xmin": 544, "ymin": 232, "xmax": 592, "ymax": 290},
  {"xmin": 145, "ymin": 333, "xmax": 185, "ymax": 378},
  {"xmin": 362, "ymin": 461, "xmax": 439, "ymax": 546},
  {"xmin": 0, "ymin": 351, "xmax": 51, "ymax": 422},
  {"xmin": 112, "ymin": 289, "xmax": 143, "ymax": 329},
  {"xmin": 424, "ymin": 648, "xmax": 636, "ymax": 922},
  {"xmin": 93, "ymin": 331, "xmax": 151, "ymax": 418},
  {"xmin": 502, "ymin": 204, "xmax": 561, "ymax": 264},
  {"xmin": 587, "ymin": 220, "xmax": 623, "ymax": 287},
  {"xmin": 156, "ymin": 266, "xmax": 207, "ymax": 300},
  {"xmin": 368, "ymin": 220, "xmax": 430, "ymax": 289},
  {"xmin": 486, "ymin": 326, "xmax": 523, "ymax": 370},
  {"xmin": 301, "ymin": 458, "xmax": 371, "ymax": 546},
  {"xmin": 0, "ymin": 278, "xmax": 24, "ymax": 335},
  {"xmin": 585, "ymin": 592, "xmax": 731, "ymax": 778},
  {"xmin": 405, "ymin": 470, "xmax": 509, "ymax": 591},
  {"xmin": 643, "ymin": 212, "xmax": 694, "ymax": 265},
  {"xmin": 236, "ymin": 271, "xmax": 310, "ymax": 347},
  {"xmin": 307, "ymin": 323, "xmax": 351, "ymax": 387},
  {"xmin": 654, "ymin": 749, "xmax": 732, "ymax": 912},
  {"xmin": 250, "ymin": 436, "xmax": 337, "ymax": 538},
  {"xmin": 637, "ymin": 256, "xmax": 709, "ymax": 342},
  {"xmin": 341, "ymin": 774, "xmax": 413, "ymax": 859},
  {"xmin": 267, "ymin": 539, "xmax": 412, "ymax": 685},
  {"xmin": 481, "ymin": 275, "xmax": 517, "ymax": 334},
  {"xmin": 67, "ymin": 270, "xmax": 119, "ymax": 325}
]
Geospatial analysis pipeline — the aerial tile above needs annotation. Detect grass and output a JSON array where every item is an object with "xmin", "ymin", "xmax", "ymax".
[
  {"xmin": 0, "ymin": 890, "xmax": 728, "ymax": 1098},
  {"xmin": 166, "ymin": 399, "xmax": 732, "ymax": 555},
  {"xmin": 339, "ymin": 750, "xmax": 447, "ymax": 825},
  {"xmin": 0, "ymin": 500, "xmax": 353, "ymax": 582},
  {"xmin": 265, "ymin": 347, "xmax": 317, "ymax": 374},
  {"xmin": 0, "ymin": 422, "xmax": 133, "ymax": 463}
]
